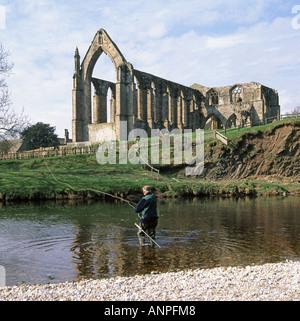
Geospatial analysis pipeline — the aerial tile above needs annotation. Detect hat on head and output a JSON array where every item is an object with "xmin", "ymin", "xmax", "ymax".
[{"xmin": 142, "ymin": 186, "xmax": 151, "ymax": 193}]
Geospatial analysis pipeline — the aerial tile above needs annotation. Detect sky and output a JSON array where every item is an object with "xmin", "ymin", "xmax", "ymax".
[{"xmin": 0, "ymin": 0, "xmax": 300, "ymax": 137}]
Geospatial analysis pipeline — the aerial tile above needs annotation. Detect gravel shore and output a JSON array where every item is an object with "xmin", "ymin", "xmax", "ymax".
[{"xmin": 0, "ymin": 261, "xmax": 299, "ymax": 301}]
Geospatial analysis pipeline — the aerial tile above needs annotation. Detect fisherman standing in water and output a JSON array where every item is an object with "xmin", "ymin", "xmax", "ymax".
[{"xmin": 134, "ymin": 186, "xmax": 158, "ymax": 247}]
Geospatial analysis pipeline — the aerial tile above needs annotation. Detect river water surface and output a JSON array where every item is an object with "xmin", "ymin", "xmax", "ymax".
[{"xmin": 0, "ymin": 197, "xmax": 299, "ymax": 286}]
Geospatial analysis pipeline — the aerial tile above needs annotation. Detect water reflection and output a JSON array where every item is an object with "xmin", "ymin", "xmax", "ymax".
[{"xmin": 0, "ymin": 197, "xmax": 299, "ymax": 286}]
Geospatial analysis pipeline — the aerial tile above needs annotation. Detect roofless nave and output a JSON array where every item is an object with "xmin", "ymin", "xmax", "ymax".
[{"xmin": 72, "ymin": 29, "xmax": 280, "ymax": 143}]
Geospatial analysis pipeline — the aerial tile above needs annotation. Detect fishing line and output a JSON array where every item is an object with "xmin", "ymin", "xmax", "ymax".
[
  {"xmin": 45, "ymin": 163, "xmax": 137, "ymax": 209},
  {"xmin": 45, "ymin": 156, "xmax": 164, "ymax": 247},
  {"xmin": 46, "ymin": 163, "xmax": 161, "ymax": 246}
]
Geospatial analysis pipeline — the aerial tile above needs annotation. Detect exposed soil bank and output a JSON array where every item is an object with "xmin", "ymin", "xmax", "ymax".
[
  {"xmin": 201, "ymin": 121, "xmax": 300, "ymax": 181},
  {"xmin": 0, "ymin": 121, "xmax": 299, "ymax": 203}
]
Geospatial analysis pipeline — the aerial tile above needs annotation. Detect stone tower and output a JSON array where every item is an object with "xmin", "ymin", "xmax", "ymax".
[{"xmin": 72, "ymin": 29, "xmax": 134, "ymax": 143}]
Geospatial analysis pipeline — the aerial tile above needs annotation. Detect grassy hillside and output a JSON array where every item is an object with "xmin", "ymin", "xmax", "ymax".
[{"xmin": 0, "ymin": 119, "xmax": 299, "ymax": 202}]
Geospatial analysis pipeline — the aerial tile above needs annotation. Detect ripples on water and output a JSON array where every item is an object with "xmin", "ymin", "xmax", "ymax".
[{"xmin": 0, "ymin": 197, "xmax": 299, "ymax": 286}]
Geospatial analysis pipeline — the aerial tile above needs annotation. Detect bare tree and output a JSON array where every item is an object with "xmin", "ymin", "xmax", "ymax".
[
  {"xmin": 0, "ymin": 43, "xmax": 29, "ymax": 146},
  {"xmin": 285, "ymin": 105, "xmax": 300, "ymax": 115},
  {"xmin": 291, "ymin": 106, "xmax": 300, "ymax": 114}
]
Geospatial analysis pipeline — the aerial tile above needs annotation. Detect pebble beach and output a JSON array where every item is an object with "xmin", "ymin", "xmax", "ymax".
[{"xmin": 0, "ymin": 261, "xmax": 299, "ymax": 301}]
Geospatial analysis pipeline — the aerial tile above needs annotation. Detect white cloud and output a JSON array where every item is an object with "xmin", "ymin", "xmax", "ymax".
[{"xmin": 1, "ymin": 0, "xmax": 300, "ymax": 137}]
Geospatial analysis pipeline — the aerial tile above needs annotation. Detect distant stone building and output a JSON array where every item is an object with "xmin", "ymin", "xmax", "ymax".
[{"xmin": 72, "ymin": 29, "xmax": 280, "ymax": 143}]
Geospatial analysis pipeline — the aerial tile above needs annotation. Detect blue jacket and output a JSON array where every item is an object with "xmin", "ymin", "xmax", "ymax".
[{"xmin": 134, "ymin": 193, "xmax": 158, "ymax": 223}]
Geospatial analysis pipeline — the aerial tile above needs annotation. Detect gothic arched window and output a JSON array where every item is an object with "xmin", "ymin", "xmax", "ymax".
[
  {"xmin": 231, "ymin": 86, "xmax": 243, "ymax": 103},
  {"xmin": 208, "ymin": 89, "xmax": 219, "ymax": 105}
]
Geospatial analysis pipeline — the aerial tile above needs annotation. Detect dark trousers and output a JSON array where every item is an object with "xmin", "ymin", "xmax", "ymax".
[{"xmin": 137, "ymin": 219, "xmax": 158, "ymax": 247}]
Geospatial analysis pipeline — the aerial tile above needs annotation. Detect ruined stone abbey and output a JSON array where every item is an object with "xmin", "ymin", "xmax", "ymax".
[{"xmin": 72, "ymin": 29, "xmax": 280, "ymax": 143}]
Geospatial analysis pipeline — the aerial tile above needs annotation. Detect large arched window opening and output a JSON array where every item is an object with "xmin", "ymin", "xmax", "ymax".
[
  {"xmin": 231, "ymin": 86, "xmax": 243, "ymax": 103},
  {"xmin": 133, "ymin": 74, "xmax": 144, "ymax": 121},
  {"xmin": 91, "ymin": 52, "xmax": 117, "ymax": 124},
  {"xmin": 204, "ymin": 114, "xmax": 223, "ymax": 130},
  {"xmin": 225, "ymin": 114, "xmax": 237, "ymax": 129},
  {"xmin": 107, "ymin": 87, "xmax": 113, "ymax": 123},
  {"xmin": 241, "ymin": 111, "xmax": 251, "ymax": 127}
]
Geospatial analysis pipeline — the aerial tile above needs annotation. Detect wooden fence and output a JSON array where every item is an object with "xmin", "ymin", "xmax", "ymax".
[
  {"xmin": 0, "ymin": 113, "xmax": 299, "ymax": 160},
  {"xmin": 0, "ymin": 144, "xmax": 101, "ymax": 160},
  {"xmin": 216, "ymin": 113, "xmax": 300, "ymax": 145},
  {"xmin": 215, "ymin": 131, "xmax": 228, "ymax": 145},
  {"xmin": 0, "ymin": 140, "xmax": 148, "ymax": 161},
  {"xmin": 280, "ymin": 112, "xmax": 300, "ymax": 120}
]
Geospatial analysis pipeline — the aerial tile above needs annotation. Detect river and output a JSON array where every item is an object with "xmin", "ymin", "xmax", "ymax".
[{"xmin": 0, "ymin": 197, "xmax": 299, "ymax": 286}]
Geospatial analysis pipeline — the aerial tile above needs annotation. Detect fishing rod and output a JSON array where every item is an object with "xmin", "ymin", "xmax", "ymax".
[
  {"xmin": 135, "ymin": 223, "xmax": 161, "ymax": 248},
  {"xmin": 46, "ymin": 163, "xmax": 137, "ymax": 208},
  {"xmin": 46, "ymin": 163, "xmax": 161, "ymax": 247}
]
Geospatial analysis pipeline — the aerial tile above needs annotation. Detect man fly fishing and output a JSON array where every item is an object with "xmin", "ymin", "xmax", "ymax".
[{"xmin": 134, "ymin": 186, "xmax": 159, "ymax": 247}]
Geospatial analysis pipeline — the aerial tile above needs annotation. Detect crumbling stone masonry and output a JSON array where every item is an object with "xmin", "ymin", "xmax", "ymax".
[{"xmin": 72, "ymin": 29, "xmax": 280, "ymax": 143}]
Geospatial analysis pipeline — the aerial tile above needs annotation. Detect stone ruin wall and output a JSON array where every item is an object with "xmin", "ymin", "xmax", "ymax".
[{"xmin": 72, "ymin": 29, "xmax": 280, "ymax": 144}]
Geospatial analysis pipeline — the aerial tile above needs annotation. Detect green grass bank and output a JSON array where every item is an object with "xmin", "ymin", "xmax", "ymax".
[{"xmin": 0, "ymin": 119, "xmax": 299, "ymax": 203}]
